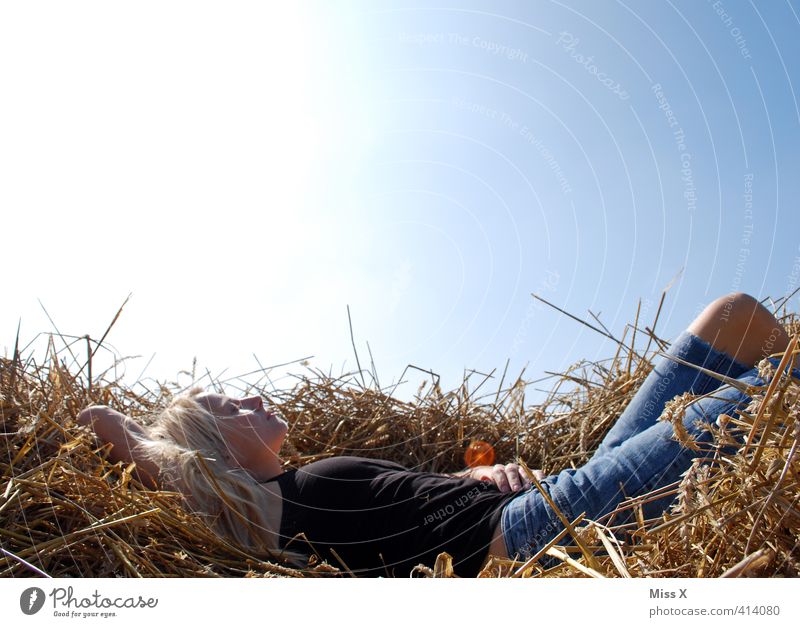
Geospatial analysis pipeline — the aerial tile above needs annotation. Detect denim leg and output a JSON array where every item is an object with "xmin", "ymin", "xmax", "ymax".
[
  {"xmin": 548, "ymin": 373, "xmax": 766, "ymax": 522},
  {"xmin": 592, "ymin": 331, "xmax": 751, "ymax": 459},
  {"xmin": 502, "ymin": 368, "xmax": 764, "ymax": 561}
]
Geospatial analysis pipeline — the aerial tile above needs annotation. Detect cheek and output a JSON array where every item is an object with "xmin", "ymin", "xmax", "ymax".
[
  {"xmin": 275, "ymin": 422, "xmax": 289, "ymax": 442},
  {"xmin": 260, "ymin": 423, "xmax": 287, "ymax": 449}
]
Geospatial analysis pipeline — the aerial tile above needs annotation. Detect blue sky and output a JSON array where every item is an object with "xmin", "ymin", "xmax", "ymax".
[{"xmin": 2, "ymin": 1, "xmax": 799, "ymax": 400}]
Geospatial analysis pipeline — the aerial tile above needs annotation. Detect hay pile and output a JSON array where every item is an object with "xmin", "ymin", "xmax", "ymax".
[{"xmin": 1, "ymin": 300, "xmax": 798, "ymax": 578}]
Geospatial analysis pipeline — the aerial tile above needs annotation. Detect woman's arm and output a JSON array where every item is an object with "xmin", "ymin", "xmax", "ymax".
[{"xmin": 77, "ymin": 406, "xmax": 161, "ymax": 489}]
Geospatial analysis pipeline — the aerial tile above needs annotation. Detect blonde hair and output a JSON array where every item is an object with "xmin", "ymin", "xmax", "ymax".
[{"xmin": 136, "ymin": 389, "xmax": 308, "ymax": 569}]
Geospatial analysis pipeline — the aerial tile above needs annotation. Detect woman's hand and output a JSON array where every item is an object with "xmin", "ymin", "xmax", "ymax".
[{"xmin": 471, "ymin": 463, "xmax": 545, "ymax": 493}]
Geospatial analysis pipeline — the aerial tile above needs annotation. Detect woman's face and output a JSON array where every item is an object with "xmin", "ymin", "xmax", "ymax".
[{"xmin": 196, "ymin": 392, "xmax": 289, "ymax": 477}]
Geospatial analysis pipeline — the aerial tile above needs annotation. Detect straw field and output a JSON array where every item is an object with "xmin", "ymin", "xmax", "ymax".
[{"xmin": 1, "ymin": 297, "xmax": 799, "ymax": 578}]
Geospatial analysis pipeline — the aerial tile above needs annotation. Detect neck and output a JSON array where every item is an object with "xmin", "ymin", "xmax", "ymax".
[
  {"xmin": 234, "ymin": 453, "xmax": 284, "ymax": 482},
  {"xmin": 250, "ymin": 457, "xmax": 285, "ymax": 482},
  {"xmin": 222, "ymin": 430, "xmax": 285, "ymax": 481}
]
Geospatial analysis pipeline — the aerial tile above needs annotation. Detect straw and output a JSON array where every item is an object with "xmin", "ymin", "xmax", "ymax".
[{"xmin": 1, "ymin": 297, "xmax": 798, "ymax": 578}]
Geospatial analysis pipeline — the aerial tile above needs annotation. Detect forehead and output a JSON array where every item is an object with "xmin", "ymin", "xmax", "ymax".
[{"xmin": 194, "ymin": 392, "xmax": 234, "ymax": 413}]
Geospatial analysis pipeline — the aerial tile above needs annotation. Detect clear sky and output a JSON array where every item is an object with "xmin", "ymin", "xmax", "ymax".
[{"xmin": 2, "ymin": 1, "xmax": 799, "ymax": 400}]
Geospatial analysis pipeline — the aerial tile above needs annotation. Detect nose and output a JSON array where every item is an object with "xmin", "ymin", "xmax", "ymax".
[{"xmin": 240, "ymin": 395, "xmax": 264, "ymax": 410}]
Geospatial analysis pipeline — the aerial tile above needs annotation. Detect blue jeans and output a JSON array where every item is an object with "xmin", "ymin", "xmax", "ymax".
[{"xmin": 501, "ymin": 331, "xmax": 790, "ymax": 561}]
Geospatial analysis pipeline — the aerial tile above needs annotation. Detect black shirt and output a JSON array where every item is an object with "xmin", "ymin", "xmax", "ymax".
[{"xmin": 263, "ymin": 455, "xmax": 519, "ymax": 577}]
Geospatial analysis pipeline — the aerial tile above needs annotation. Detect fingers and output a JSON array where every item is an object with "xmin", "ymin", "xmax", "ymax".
[
  {"xmin": 484, "ymin": 463, "xmax": 547, "ymax": 493},
  {"xmin": 521, "ymin": 467, "xmax": 532, "ymax": 488},
  {"xmin": 491, "ymin": 464, "xmax": 511, "ymax": 492},
  {"xmin": 506, "ymin": 464, "xmax": 523, "ymax": 491},
  {"xmin": 491, "ymin": 463, "xmax": 528, "ymax": 493},
  {"xmin": 516, "ymin": 467, "xmax": 546, "ymax": 487},
  {"xmin": 516, "ymin": 465, "xmax": 531, "ymax": 491}
]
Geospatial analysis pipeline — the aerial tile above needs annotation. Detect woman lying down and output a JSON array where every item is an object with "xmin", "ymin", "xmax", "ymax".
[{"xmin": 79, "ymin": 292, "xmax": 796, "ymax": 576}]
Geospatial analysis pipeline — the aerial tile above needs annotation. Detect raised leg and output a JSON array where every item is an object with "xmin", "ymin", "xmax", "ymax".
[
  {"xmin": 502, "ymin": 363, "xmax": 765, "ymax": 561},
  {"xmin": 593, "ymin": 293, "xmax": 787, "ymax": 458},
  {"xmin": 501, "ymin": 293, "xmax": 792, "ymax": 561}
]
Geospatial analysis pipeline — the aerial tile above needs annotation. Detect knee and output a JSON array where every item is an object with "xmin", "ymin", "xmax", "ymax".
[
  {"xmin": 705, "ymin": 292, "xmax": 759, "ymax": 326},
  {"xmin": 688, "ymin": 292, "xmax": 789, "ymax": 365},
  {"xmin": 692, "ymin": 292, "xmax": 765, "ymax": 334}
]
